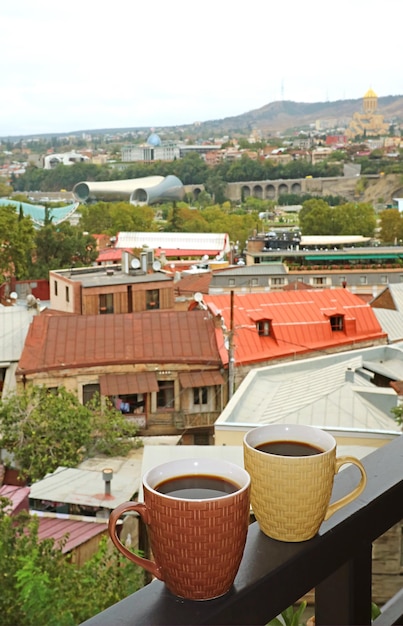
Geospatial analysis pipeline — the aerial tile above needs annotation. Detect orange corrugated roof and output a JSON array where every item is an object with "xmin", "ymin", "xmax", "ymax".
[
  {"xmin": 17, "ymin": 310, "xmax": 222, "ymax": 375},
  {"xmin": 203, "ymin": 289, "xmax": 386, "ymax": 366}
]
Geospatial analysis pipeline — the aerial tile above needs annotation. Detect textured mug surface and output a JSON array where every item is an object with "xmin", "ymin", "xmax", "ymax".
[
  {"xmin": 243, "ymin": 424, "xmax": 367, "ymax": 542},
  {"xmin": 108, "ymin": 458, "xmax": 250, "ymax": 600}
]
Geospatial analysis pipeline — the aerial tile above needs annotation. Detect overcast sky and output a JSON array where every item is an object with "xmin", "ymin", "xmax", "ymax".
[{"xmin": 1, "ymin": 0, "xmax": 402, "ymax": 137}]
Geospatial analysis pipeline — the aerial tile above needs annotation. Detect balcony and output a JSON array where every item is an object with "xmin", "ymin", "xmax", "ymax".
[{"xmin": 80, "ymin": 435, "xmax": 403, "ymax": 626}]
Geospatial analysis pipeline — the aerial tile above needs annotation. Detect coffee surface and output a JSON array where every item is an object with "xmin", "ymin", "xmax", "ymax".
[
  {"xmin": 155, "ymin": 474, "xmax": 239, "ymax": 499},
  {"xmin": 256, "ymin": 440, "xmax": 324, "ymax": 457}
]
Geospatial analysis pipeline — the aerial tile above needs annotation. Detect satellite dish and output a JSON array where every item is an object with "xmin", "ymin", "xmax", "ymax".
[
  {"xmin": 194, "ymin": 292, "xmax": 203, "ymax": 303},
  {"xmin": 201, "ymin": 254, "xmax": 209, "ymax": 262},
  {"xmin": 152, "ymin": 259, "xmax": 162, "ymax": 271},
  {"xmin": 9, "ymin": 292, "xmax": 18, "ymax": 300},
  {"xmin": 131, "ymin": 258, "xmax": 141, "ymax": 269}
]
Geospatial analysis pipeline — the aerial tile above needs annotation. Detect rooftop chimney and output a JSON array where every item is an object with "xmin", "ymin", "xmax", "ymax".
[
  {"xmin": 345, "ymin": 367, "xmax": 355, "ymax": 383},
  {"xmin": 102, "ymin": 468, "xmax": 113, "ymax": 496}
]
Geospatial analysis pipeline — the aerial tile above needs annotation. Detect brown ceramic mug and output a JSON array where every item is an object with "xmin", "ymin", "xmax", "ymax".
[{"xmin": 108, "ymin": 457, "xmax": 250, "ymax": 600}]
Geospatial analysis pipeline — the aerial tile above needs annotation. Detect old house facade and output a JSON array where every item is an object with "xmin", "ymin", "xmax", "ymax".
[{"xmin": 16, "ymin": 310, "xmax": 226, "ymax": 443}]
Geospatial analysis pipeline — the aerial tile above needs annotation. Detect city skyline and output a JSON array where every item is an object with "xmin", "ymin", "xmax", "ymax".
[{"xmin": 1, "ymin": 0, "xmax": 402, "ymax": 137}]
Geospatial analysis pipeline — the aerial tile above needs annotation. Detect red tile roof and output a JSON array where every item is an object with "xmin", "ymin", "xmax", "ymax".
[
  {"xmin": 203, "ymin": 289, "xmax": 387, "ymax": 366},
  {"xmin": 17, "ymin": 310, "xmax": 222, "ymax": 374}
]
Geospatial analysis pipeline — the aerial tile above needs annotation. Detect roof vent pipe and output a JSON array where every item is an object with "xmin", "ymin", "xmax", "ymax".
[
  {"xmin": 345, "ymin": 367, "xmax": 355, "ymax": 383},
  {"xmin": 102, "ymin": 468, "xmax": 113, "ymax": 496}
]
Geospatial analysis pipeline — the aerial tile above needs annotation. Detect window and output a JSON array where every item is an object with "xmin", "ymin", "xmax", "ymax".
[
  {"xmin": 193, "ymin": 387, "xmax": 208, "ymax": 405},
  {"xmin": 360, "ymin": 276, "xmax": 367, "ymax": 285},
  {"xmin": 228, "ymin": 278, "xmax": 235, "ymax": 286},
  {"xmin": 381, "ymin": 276, "xmax": 388, "ymax": 284},
  {"xmin": 65, "ymin": 286, "xmax": 70, "ymax": 302},
  {"xmin": 339, "ymin": 276, "xmax": 346, "ymax": 285},
  {"xmin": 157, "ymin": 380, "xmax": 174, "ymax": 409},
  {"xmin": 54, "ymin": 280, "xmax": 58, "ymax": 296},
  {"xmin": 313, "ymin": 277, "xmax": 326, "ymax": 285},
  {"xmin": 82, "ymin": 383, "xmax": 100, "ymax": 405},
  {"xmin": 330, "ymin": 315, "xmax": 344, "ymax": 331},
  {"xmin": 99, "ymin": 293, "xmax": 114, "ymax": 314},
  {"xmin": 270, "ymin": 277, "xmax": 285, "ymax": 286},
  {"xmin": 127, "ymin": 285, "xmax": 133, "ymax": 313},
  {"xmin": 146, "ymin": 289, "xmax": 160, "ymax": 310},
  {"xmin": 114, "ymin": 393, "xmax": 145, "ymax": 414},
  {"xmin": 257, "ymin": 320, "xmax": 271, "ymax": 336},
  {"xmin": 251, "ymin": 278, "xmax": 259, "ymax": 287}
]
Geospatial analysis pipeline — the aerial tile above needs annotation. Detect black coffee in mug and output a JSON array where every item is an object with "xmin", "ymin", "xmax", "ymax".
[
  {"xmin": 256, "ymin": 440, "xmax": 324, "ymax": 457},
  {"xmin": 155, "ymin": 474, "xmax": 239, "ymax": 499}
]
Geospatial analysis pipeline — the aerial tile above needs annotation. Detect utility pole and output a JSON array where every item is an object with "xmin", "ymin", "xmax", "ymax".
[{"xmin": 228, "ymin": 290, "xmax": 235, "ymax": 400}]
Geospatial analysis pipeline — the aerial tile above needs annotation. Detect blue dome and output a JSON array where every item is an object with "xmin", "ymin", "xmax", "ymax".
[{"xmin": 147, "ymin": 132, "xmax": 161, "ymax": 147}]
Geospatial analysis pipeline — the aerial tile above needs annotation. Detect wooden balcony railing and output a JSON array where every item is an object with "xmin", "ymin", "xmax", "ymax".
[{"xmin": 80, "ymin": 435, "xmax": 403, "ymax": 626}]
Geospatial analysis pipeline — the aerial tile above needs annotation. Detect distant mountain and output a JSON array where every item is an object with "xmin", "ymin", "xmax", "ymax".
[
  {"xmin": 195, "ymin": 94, "xmax": 403, "ymax": 134},
  {"xmin": 4, "ymin": 95, "xmax": 403, "ymax": 140}
]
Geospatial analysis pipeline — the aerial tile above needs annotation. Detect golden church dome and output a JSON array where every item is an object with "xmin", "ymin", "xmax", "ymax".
[{"xmin": 364, "ymin": 88, "xmax": 377, "ymax": 99}]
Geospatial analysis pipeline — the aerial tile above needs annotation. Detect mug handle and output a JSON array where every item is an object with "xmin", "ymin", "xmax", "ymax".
[
  {"xmin": 108, "ymin": 501, "xmax": 163, "ymax": 581},
  {"xmin": 324, "ymin": 456, "xmax": 367, "ymax": 520}
]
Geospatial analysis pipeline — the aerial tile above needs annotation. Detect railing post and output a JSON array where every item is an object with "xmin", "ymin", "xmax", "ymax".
[{"xmin": 315, "ymin": 543, "xmax": 373, "ymax": 625}]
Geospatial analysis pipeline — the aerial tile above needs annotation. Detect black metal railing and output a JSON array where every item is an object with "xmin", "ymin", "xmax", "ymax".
[{"xmin": 80, "ymin": 435, "xmax": 403, "ymax": 626}]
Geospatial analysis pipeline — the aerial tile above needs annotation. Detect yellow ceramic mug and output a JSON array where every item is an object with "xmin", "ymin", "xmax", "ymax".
[{"xmin": 244, "ymin": 424, "xmax": 367, "ymax": 542}]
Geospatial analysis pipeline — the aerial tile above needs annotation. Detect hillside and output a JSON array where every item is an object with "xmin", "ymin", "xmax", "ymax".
[
  {"xmin": 195, "ymin": 95, "xmax": 403, "ymax": 135},
  {"xmin": 5, "ymin": 95, "xmax": 403, "ymax": 141},
  {"xmin": 73, "ymin": 94, "xmax": 403, "ymax": 139}
]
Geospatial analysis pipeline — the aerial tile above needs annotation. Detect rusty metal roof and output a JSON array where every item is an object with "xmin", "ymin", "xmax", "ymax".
[
  {"xmin": 174, "ymin": 272, "xmax": 213, "ymax": 296},
  {"xmin": 35, "ymin": 515, "xmax": 107, "ymax": 553},
  {"xmin": 179, "ymin": 370, "xmax": 225, "ymax": 388},
  {"xmin": 17, "ymin": 310, "xmax": 222, "ymax": 375},
  {"xmin": 99, "ymin": 372, "xmax": 159, "ymax": 395},
  {"xmin": 203, "ymin": 289, "xmax": 387, "ymax": 366},
  {"xmin": 0, "ymin": 484, "xmax": 30, "ymax": 515}
]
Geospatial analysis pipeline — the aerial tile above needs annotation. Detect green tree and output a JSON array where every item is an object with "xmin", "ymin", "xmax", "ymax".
[
  {"xmin": 379, "ymin": 208, "xmax": 403, "ymax": 244},
  {"xmin": 0, "ymin": 204, "xmax": 36, "ymax": 281},
  {"xmin": 332, "ymin": 202, "xmax": 376, "ymax": 237},
  {"xmin": 0, "ymin": 501, "xmax": 143, "ymax": 626},
  {"xmin": 79, "ymin": 202, "xmax": 156, "ymax": 236},
  {"xmin": 299, "ymin": 199, "xmax": 376, "ymax": 237},
  {"xmin": 205, "ymin": 171, "xmax": 227, "ymax": 204},
  {"xmin": 0, "ymin": 386, "xmax": 140, "ymax": 482},
  {"xmin": 0, "ymin": 178, "xmax": 13, "ymax": 197},
  {"xmin": 164, "ymin": 204, "xmax": 210, "ymax": 233},
  {"xmin": 299, "ymin": 199, "xmax": 333, "ymax": 235},
  {"xmin": 31, "ymin": 222, "xmax": 98, "ymax": 279}
]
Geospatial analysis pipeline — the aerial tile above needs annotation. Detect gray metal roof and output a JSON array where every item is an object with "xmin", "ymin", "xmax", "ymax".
[
  {"xmin": 29, "ymin": 449, "xmax": 143, "ymax": 509},
  {"xmin": 372, "ymin": 308, "xmax": 403, "ymax": 343},
  {"xmin": 0, "ymin": 305, "xmax": 36, "ymax": 362},
  {"xmin": 216, "ymin": 345, "xmax": 403, "ymax": 435},
  {"xmin": 53, "ymin": 268, "xmax": 172, "ymax": 288},
  {"xmin": 213, "ymin": 264, "xmax": 287, "ymax": 277},
  {"xmin": 387, "ymin": 283, "xmax": 403, "ymax": 312}
]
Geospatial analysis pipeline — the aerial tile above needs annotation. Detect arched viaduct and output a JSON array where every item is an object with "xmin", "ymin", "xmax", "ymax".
[{"xmin": 185, "ymin": 174, "xmax": 400, "ymax": 204}]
